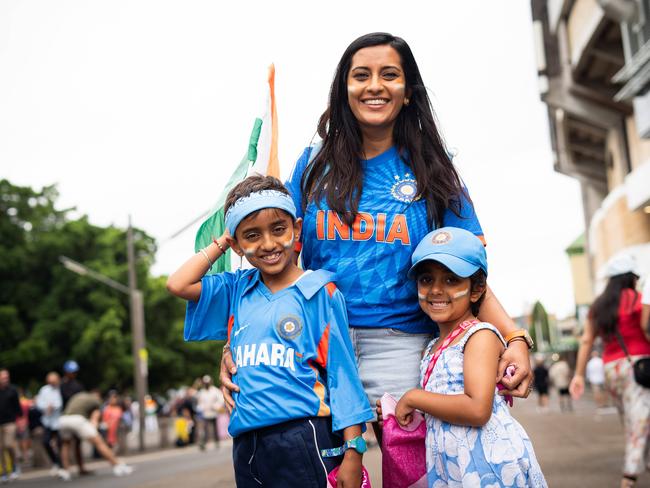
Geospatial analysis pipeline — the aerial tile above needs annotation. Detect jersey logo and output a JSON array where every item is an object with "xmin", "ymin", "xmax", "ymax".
[
  {"xmin": 276, "ymin": 315, "xmax": 303, "ymax": 340},
  {"xmin": 431, "ymin": 230, "xmax": 452, "ymax": 245},
  {"xmin": 315, "ymin": 210, "xmax": 410, "ymax": 245},
  {"xmin": 391, "ymin": 173, "xmax": 418, "ymax": 203},
  {"xmin": 234, "ymin": 343, "xmax": 296, "ymax": 371},
  {"xmin": 233, "ymin": 324, "xmax": 249, "ymax": 337}
]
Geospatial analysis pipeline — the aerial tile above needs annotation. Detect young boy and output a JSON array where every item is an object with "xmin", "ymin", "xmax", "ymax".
[{"xmin": 167, "ymin": 175, "xmax": 373, "ymax": 488}]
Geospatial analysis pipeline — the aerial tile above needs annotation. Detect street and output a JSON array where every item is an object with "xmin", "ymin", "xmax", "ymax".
[{"xmin": 17, "ymin": 392, "xmax": 650, "ymax": 487}]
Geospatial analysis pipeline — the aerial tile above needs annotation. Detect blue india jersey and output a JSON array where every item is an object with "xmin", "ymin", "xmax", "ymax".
[
  {"xmin": 184, "ymin": 268, "xmax": 373, "ymax": 437},
  {"xmin": 286, "ymin": 146, "xmax": 484, "ymax": 333}
]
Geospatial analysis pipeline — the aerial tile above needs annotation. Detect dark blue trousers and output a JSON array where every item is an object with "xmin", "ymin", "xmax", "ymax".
[{"xmin": 233, "ymin": 417, "xmax": 343, "ymax": 488}]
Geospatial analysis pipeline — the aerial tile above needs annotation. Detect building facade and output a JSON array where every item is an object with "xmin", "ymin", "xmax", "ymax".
[{"xmin": 531, "ymin": 0, "xmax": 650, "ymax": 296}]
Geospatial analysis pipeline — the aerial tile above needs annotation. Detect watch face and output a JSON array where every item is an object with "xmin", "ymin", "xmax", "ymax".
[{"xmin": 351, "ymin": 436, "xmax": 367, "ymax": 454}]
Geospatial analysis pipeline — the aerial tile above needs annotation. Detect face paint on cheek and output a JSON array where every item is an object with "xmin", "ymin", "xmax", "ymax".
[
  {"xmin": 282, "ymin": 232, "xmax": 294, "ymax": 250},
  {"xmin": 452, "ymin": 289, "xmax": 469, "ymax": 300},
  {"xmin": 240, "ymin": 246, "xmax": 257, "ymax": 259},
  {"xmin": 418, "ymin": 293, "xmax": 428, "ymax": 301}
]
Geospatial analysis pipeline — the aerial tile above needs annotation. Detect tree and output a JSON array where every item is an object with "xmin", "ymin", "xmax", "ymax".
[{"xmin": 0, "ymin": 179, "xmax": 222, "ymax": 394}]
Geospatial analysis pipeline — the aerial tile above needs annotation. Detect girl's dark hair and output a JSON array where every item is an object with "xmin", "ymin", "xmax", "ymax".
[
  {"xmin": 224, "ymin": 175, "xmax": 290, "ymax": 215},
  {"xmin": 301, "ymin": 32, "xmax": 466, "ymax": 227},
  {"xmin": 589, "ymin": 272, "xmax": 639, "ymax": 338},
  {"xmin": 469, "ymin": 270, "xmax": 487, "ymax": 317}
]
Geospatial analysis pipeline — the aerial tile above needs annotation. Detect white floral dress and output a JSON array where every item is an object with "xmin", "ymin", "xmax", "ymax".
[{"xmin": 420, "ymin": 323, "xmax": 547, "ymax": 487}]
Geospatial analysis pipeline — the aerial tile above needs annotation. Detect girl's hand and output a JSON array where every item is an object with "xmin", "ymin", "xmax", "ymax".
[
  {"xmin": 219, "ymin": 346, "xmax": 239, "ymax": 413},
  {"xmin": 336, "ymin": 451, "xmax": 362, "ymax": 488},
  {"xmin": 569, "ymin": 375, "xmax": 585, "ymax": 400},
  {"xmin": 395, "ymin": 391, "xmax": 414, "ymax": 427},
  {"xmin": 375, "ymin": 398, "xmax": 383, "ymax": 428},
  {"xmin": 497, "ymin": 341, "xmax": 533, "ymax": 398},
  {"xmin": 221, "ymin": 230, "xmax": 235, "ymax": 250}
]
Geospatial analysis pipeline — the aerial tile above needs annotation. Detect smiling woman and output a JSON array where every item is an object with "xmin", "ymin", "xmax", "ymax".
[{"xmin": 219, "ymin": 34, "xmax": 535, "ymax": 443}]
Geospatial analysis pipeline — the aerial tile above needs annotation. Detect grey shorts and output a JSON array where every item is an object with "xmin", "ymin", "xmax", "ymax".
[{"xmin": 349, "ymin": 327, "xmax": 433, "ymax": 417}]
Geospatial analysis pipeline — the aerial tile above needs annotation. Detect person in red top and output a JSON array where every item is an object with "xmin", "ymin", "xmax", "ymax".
[{"xmin": 570, "ymin": 254, "xmax": 650, "ymax": 488}]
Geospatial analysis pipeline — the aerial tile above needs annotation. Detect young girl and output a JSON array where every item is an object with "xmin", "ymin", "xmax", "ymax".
[
  {"xmin": 395, "ymin": 227, "xmax": 546, "ymax": 487},
  {"xmin": 167, "ymin": 175, "xmax": 372, "ymax": 488}
]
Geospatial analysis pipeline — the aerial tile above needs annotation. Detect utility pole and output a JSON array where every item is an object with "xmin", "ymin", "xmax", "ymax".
[
  {"xmin": 59, "ymin": 216, "xmax": 149, "ymax": 452},
  {"xmin": 127, "ymin": 216, "xmax": 148, "ymax": 452}
]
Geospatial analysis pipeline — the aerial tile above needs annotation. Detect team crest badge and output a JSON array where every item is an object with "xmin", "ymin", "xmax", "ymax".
[
  {"xmin": 431, "ymin": 231, "xmax": 452, "ymax": 245},
  {"xmin": 276, "ymin": 315, "xmax": 303, "ymax": 340},
  {"xmin": 391, "ymin": 173, "xmax": 418, "ymax": 203}
]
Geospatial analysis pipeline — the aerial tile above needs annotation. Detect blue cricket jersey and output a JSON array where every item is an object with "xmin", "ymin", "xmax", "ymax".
[
  {"xmin": 184, "ymin": 268, "xmax": 373, "ymax": 437},
  {"xmin": 286, "ymin": 146, "xmax": 484, "ymax": 334}
]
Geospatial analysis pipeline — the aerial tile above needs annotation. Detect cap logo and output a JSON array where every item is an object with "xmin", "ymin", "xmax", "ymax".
[
  {"xmin": 276, "ymin": 315, "xmax": 303, "ymax": 340},
  {"xmin": 431, "ymin": 231, "xmax": 452, "ymax": 245}
]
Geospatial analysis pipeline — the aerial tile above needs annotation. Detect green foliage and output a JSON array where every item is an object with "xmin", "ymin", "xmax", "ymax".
[{"xmin": 0, "ymin": 179, "xmax": 222, "ymax": 395}]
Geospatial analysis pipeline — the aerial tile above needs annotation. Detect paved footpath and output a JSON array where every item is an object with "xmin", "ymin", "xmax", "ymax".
[{"xmin": 17, "ymin": 392, "xmax": 650, "ymax": 486}]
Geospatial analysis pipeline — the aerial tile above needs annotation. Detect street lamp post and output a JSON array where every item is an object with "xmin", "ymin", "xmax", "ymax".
[{"xmin": 59, "ymin": 217, "xmax": 148, "ymax": 452}]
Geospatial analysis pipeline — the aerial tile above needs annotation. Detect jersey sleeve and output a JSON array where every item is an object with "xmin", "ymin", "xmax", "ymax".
[
  {"xmin": 284, "ymin": 147, "xmax": 312, "ymax": 220},
  {"xmin": 323, "ymin": 287, "xmax": 374, "ymax": 431},
  {"xmin": 184, "ymin": 272, "xmax": 238, "ymax": 341},
  {"xmin": 442, "ymin": 184, "xmax": 484, "ymax": 242}
]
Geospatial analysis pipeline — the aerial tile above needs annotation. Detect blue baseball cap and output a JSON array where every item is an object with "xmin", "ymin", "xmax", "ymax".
[
  {"xmin": 407, "ymin": 227, "xmax": 487, "ymax": 279},
  {"xmin": 63, "ymin": 360, "xmax": 79, "ymax": 373}
]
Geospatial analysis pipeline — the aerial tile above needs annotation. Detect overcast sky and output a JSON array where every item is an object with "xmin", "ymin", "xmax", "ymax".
[{"xmin": 0, "ymin": 1, "xmax": 584, "ymax": 318}]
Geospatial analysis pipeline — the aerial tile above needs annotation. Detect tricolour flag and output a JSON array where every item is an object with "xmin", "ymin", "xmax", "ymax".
[{"xmin": 194, "ymin": 65, "xmax": 280, "ymax": 274}]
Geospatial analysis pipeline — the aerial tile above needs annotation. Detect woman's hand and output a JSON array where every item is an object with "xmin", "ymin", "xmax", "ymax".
[
  {"xmin": 497, "ymin": 341, "xmax": 533, "ymax": 398},
  {"xmin": 395, "ymin": 391, "xmax": 415, "ymax": 427},
  {"xmin": 336, "ymin": 451, "xmax": 362, "ymax": 488},
  {"xmin": 569, "ymin": 375, "xmax": 585, "ymax": 400},
  {"xmin": 219, "ymin": 346, "xmax": 239, "ymax": 413}
]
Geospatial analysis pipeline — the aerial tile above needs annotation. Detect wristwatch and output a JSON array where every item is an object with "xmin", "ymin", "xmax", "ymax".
[
  {"xmin": 504, "ymin": 329, "xmax": 534, "ymax": 349},
  {"xmin": 320, "ymin": 436, "xmax": 367, "ymax": 458}
]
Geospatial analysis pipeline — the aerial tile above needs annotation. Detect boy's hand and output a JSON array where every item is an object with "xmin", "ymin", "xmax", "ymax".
[
  {"xmin": 220, "ymin": 346, "xmax": 239, "ymax": 413},
  {"xmin": 395, "ymin": 391, "xmax": 414, "ymax": 427},
  {"xmin": 375, "ymin": 399, "xmax": 383, "ymax": 428},
  {"xmin": 336, "ymin": 451, "xmax": 362, "ymax": 488}
]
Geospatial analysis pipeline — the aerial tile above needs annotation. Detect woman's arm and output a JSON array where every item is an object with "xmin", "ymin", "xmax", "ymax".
[
  {"xmin": 478, "ymin": 284, "xmax": 532, "ymax": 397},
  {"xmin": 166, "ymin": 235, "xmax": 230, "ymax": 301},
  {"xmin": 396, "ymin": 329, "xmax": 502, "ymax": 427},
  {"xmin": 642, "ymin": 279, "xmax": 650, "ymax": 341},
  {"xmin": 642, "ymin": 304, "xmax": 650, "ymax": 342},
  {"xmin": 569, "ymin": 318, "xmax": 596, "ymax": 400}
]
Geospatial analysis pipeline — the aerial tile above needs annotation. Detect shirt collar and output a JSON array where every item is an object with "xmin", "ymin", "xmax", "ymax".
[{"xmin": 241, "ymin": 268, "xmax": 336, "ymax": 300}]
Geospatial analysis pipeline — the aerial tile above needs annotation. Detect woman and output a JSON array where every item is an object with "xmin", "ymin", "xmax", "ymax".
[
  {"xmin": 221, "ymin": 32, "xmax": 532, "ymax": 428},
  {"xmin": 570, "ymin": 254, "xmax": 650, "ymax": 488}
]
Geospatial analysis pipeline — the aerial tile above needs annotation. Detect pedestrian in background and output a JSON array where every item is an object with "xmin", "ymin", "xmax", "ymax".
[
  {"xmin": 60, "ymin": 360, "xmax": 88, "ymax": 475},
  {"xmin": 570, "ymin": 254, "xmax": 650, "ymax": 488},
  {"xmin": 35, "ymin": 372, "xmax": 63, "ymax": 476},
  {"xmin": 0, "ymin": 369, "xmax": 22, "ymax": 482},
  {"xmin": 533, "ymin": 354, "xmax": 550, "ymax": 412},
  {"xmin": 101, "ymin": 391, "xmax": 123, "ymax": 451},
  {"xmin": 585, "ymin": 351, "xmax": 608, "ymax": 410},
  {"xmin": 196, "ymin": 375, "xmax": 223, "ymax": 450},
  {"xmin": 15, "ymin": 388, "xmax": 33, "ymax": 467},
  {"xmin": 57, "ymin": 391, "xmax": 133, "ymax": 481},
  {"xmin": 549, "ymin": 355, "xmax": 573, "ymax": 412}
]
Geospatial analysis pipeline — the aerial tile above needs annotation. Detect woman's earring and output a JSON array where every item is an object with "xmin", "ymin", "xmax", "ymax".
[{"xmin": 404, "ymin": 97, "xmax": 410, "ymax": 106}]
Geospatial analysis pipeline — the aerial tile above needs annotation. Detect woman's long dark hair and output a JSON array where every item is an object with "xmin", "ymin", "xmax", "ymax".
[
  {"xmin": 590, "ymin": 272, "xmax": 639, "ymax": 338},
  {"xmin": 301, "ymin": 32, "xmax": 465, "ymax": 227}
]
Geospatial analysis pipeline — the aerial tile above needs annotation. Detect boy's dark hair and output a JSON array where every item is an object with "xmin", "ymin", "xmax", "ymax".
[
  {"xmin": 224, "ymin": 175, "xmax": 291, "ymax": 215},
  {"xmin": 469, "ymin": 270, "xmax": 487, "ymax": 317}
]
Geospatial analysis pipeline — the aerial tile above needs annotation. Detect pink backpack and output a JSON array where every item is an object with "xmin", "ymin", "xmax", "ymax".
[{"xmin": 380, "ymin": 393, "xmax": 428, "ymax": 488}]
